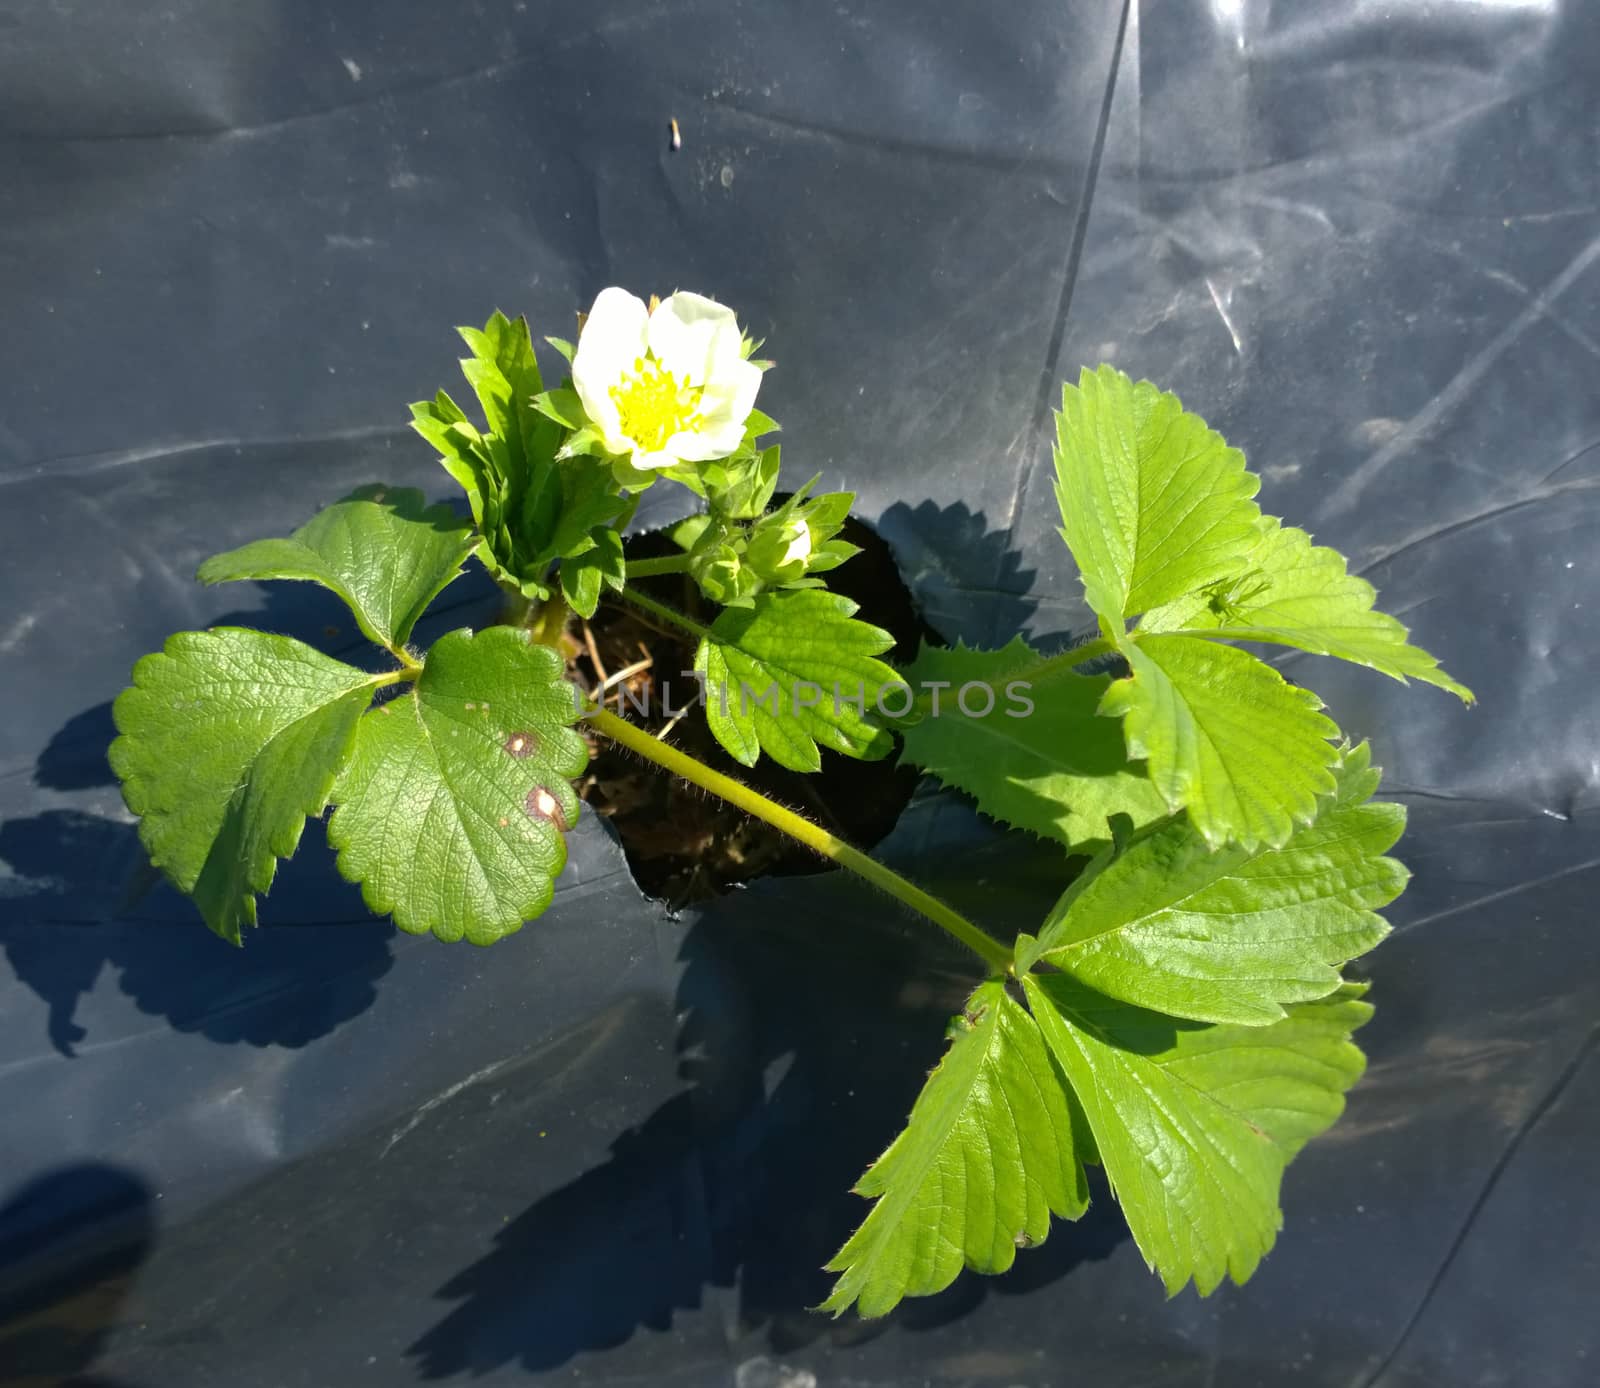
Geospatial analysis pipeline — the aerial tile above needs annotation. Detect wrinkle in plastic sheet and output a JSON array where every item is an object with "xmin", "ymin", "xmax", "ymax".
[{"xmin": 2, "ymin": 1, "xmax": 1598, "ymax": 1385}]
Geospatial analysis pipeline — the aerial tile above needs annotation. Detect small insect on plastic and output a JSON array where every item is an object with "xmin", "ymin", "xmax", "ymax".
[{"xmin": 669, "ymin": 117, "xmax": 682, "ymax": 151}]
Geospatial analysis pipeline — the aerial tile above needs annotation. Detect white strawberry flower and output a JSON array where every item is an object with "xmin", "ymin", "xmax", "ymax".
[{"xmin": 571, "ymin": 288, "xmax": 763, "ymax": 471}]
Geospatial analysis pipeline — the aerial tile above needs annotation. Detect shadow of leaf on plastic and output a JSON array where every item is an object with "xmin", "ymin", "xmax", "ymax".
[
  {"xmin": 0, "ymin": 809, "xmax": 395, "ymax": 1058},
  {"xmin": 0, "ymin": 1163, "xmax": 155, "ymax": 1388},
  {"xmin": 405, "ymin": 859, "xmax": 1128, "ymax": 1379},
  {"xmin": 872, "ymin": 499, "xmax": 1038, "ymax": 646}
]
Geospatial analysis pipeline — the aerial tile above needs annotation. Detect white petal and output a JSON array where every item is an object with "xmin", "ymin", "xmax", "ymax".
[
  {"xmin": 675, "ymin": 364, "xmax": 760, "ymax": 460},
  {"xmin": 632, "ymin": 446, "xmax": 682, "ymax": 471},
  {"xmin": 781, "ymin": 522, "xmax": 812, "ymax": 568},
  {"xmin": 579, "ymin": 380, "xmax": 628, "ymax": 454},
  {"xmin": 666, "ymin": 418, "xmax": 746, "ymax": 463},
  {"xmin": 573, "ymin": 288, "xmax": 649, "ymax": 439},
  {"xmin": 649, "ymin": 291, "xmax": 740, "ymax": 385},
  {"xmin": 716, "ymin": 356, "xmax": 763, "ymax": 425},
  {"xmin": 589, "ymin": 402, "xmax": 631, "ymax": 455}
]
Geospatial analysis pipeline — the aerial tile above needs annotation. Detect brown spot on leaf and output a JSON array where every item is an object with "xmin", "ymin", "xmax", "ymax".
[
  {"xmin": 526, "ymin": 785, "xmax": 570, "ymax": 832},
  {"xmin": 504, "ymin": 731, "xmax": 538, "ymax": 758}
]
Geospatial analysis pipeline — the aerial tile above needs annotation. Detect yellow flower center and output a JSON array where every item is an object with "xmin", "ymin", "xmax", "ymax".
[{"xmin": 609, "ymin": 356, "xmax": 704, "ymax": 452}]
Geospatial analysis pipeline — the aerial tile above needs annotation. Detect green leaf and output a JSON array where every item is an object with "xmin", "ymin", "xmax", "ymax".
[
  {"xmin": 1137, "ymin": 516, "xmax": 1475, "ymax": 703},
  {"xmin": 197, "ymin": 485, "xmax": 473, "ymax": 651},
  {"xmin": 822, "ymin": 981, "xmax": 1090, "ymax": 1318},
  {"xmin": 1025, "ymin": 974, "xmax": 1372, "ymax": 1296},
  {"xmin": 327, "ymin": 627, "xmax": 588, "ymax": 944},
  {"xmin": 411, "ymin": 392, "xmax": 502, "ymax": 545},
  {"xmin": 109, "ymin": 630, "xmax": 380, "ymax": 944},
  {"xmin": 542, "ymin": 460, "xmax": 631, "ymax": 566},
  {"xmin": 898, "ymin": 638, "xmax": 1169, "ymax": 852},
  {"xmin": 531, "ymin": 387, "xmax": 584, "ymax": 430},
  {"xmin": 694, "ymin": 589, "xmax": 899, "ymax": 772},
  {"xmin": 459, "ymin": 309, "xmax": 545, "ymax": 450},
  {"xmin": 560, "ymin": 527, "xmax": 625, "ymax": 620},
  {"xmin": 416, "ymin": 314, "xmax": 632, "ymax": 597},
  {"xmin": 1054, "ymin": 365, "xmax": 1261, "ymax": 627},
  {"xmin": 1027, "ymin": 745, "xmax": 1405, "ymax": 1023},
  {"xmin": 465, "ymin": 316, "xmax": 565, "ymax": 565},
  {"xmin": 1101, "ymin": 634, "xmax": 1340, "ymax": 850}
]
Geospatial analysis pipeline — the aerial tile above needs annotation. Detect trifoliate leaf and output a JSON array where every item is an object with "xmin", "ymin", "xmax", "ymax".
[
  {"xmin": 197, "ymin": 485, "xmax": 473, "ymax": 651},
  {"xmin": 1054, "ymin": 366, "xmax": 1261, "ymax": 627},
  {"xmin": 1025, "ymin": 974, "xmax": 1371, "ymax": 1296},
  {"xmin": 899, "ymin": 638, "xmax": 1168, "ymax": 853},
  {"xmin": 1101, "ymin": 634, "xmax": 1340, "ymax": 850},
  {"xmin": 110, "ymin": 630, "xmax": 382, "ymax": 944},
  {"xmin": 822, "ymin": 981, "xmax": 1090, "ymax": 1318},
  {"xmin": 560, "ymin": 526, "xmax": 625, "ymax": 620},
  {"xmin": 1026, "ymin": 745, "xmax": 1404, "ymax": 1023},
  {"xmin": 693, "ymin": 589, "xmax": 898, "ymax": 772},
  {"xmin": 1137, "ymin": 516, "xmax": 1475, "ymax": 703},
  {"xmin": 327, "ymin": 627, "xmax": 588, "ymax": 944}
]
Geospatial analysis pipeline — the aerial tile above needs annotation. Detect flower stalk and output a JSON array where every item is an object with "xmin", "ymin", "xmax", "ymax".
[{"xmin": 585, "ymin": 706, "xmax": 1012, "ymax": 973}]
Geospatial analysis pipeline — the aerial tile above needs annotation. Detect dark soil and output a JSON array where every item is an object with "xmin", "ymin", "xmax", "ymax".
[{"xmin": 565, "ymin": 513, "xmax": 936, "ymax": 907}]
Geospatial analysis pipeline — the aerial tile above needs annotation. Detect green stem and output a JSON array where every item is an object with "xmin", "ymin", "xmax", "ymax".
[
  {"xmin": 586, "ymin": 707, "xmax": 1012, "ymax": 973},
  {"xmin": 1054, "ymin": 635, "xmax": 1117, "ymax": 669},
  {"xmin": 624, "ymin": 554, "xmax": 693, "ymax": 579},
  {"xmin": 527, "ymin": 591, "xmax": 571, "ymax": 649},
  {"xmin": 616, "ymin": 587, "xmax": 712, "ymax": 640}
]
